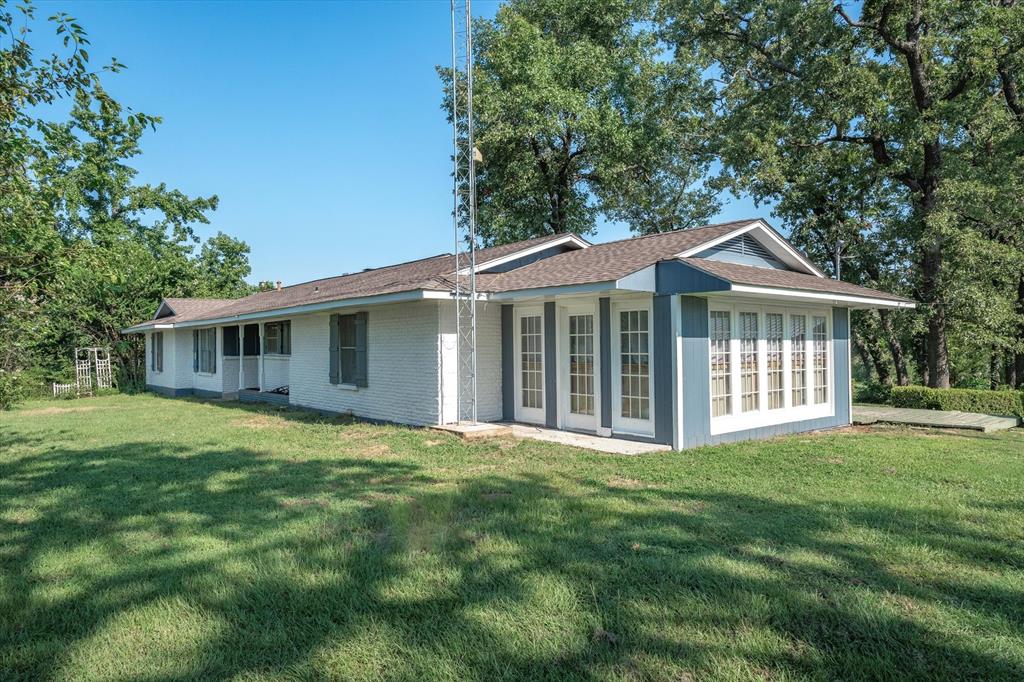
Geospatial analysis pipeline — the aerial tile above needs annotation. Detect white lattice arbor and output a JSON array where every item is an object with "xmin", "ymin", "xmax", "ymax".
[{"xmin": 53, "ymin": 347, "xmax": 114, "ymax": 398}]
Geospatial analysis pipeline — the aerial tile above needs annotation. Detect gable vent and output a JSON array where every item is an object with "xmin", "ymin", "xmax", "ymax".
[{"xmin": 696, "ymin": 233, "xmax": 787, "ymax": 269}]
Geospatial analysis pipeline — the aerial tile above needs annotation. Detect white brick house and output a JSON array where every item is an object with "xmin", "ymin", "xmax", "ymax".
[{"xmin": 126, "ymin": 220, "xmax": 912, "ymax": 449}]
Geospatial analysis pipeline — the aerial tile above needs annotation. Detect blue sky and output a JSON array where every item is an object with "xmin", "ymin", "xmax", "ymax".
[{"xmin": 35, "ymin": 0, "xmax": 766, "ymax": 286}]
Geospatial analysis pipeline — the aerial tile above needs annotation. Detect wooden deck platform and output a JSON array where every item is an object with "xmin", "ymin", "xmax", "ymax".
[{"xmin": 853, "ymin": 406, "xmax": 1020, "ymax": 433}]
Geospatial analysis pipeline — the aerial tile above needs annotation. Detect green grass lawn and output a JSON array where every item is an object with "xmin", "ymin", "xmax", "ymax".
[{"xmin": 2, "ymin": 395, "xmax": 1023, "ymax": 681}]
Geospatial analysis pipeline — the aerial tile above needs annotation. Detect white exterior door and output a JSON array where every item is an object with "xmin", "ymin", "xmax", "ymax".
[
  {"xmin": 560, "ymin": 303, "xmax": 599, "ymax": 432},
  {"xmin": 611, "ymin": 299, "xmax": 654, "ymax": 437},
  {"xmin": 514, "ymin": 308, "xmax": 545, "ymax": 424}
]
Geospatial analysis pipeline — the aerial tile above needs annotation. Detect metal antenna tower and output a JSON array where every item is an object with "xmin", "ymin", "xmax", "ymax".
[{"xmin": 451, "ymin": 0, "xmax": 478, "ymax": 423}]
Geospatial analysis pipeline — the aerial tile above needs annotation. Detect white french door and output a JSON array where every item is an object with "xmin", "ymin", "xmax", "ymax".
[
  {"xmin": 514, "ymin": 308, "xmax": 545, "ymax": 424},
  {"xmin": 560, "ymin": 304, "xmax": 599, "ymax": 432},
  {"xmin": 611, "ymin": 300, "xmax": 654, "ymax": 437}
]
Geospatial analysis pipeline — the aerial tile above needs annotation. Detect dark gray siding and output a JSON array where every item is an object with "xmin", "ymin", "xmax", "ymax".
[
  {"xmin": 652, "ymin": 294, "xmax": 674, "ymax": 445},
  {"xmin": 599, "ymin": 297, "xmax": 612, "ymax": 429},
  {"xmin": 501, "ymin": 305, "xmax": 515, "ymax": 421},
  {"xmin": 544, "ymin": 302, "xmax": 557, "ymax": 428},
  {"xmin": 679, "ymin": 297, "xmax": 851, "ymax": 448}
]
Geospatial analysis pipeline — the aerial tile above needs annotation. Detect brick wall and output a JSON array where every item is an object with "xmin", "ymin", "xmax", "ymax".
[{"xmin": 288, "ymin": 301, "xmax": 442, "ymax": 425}]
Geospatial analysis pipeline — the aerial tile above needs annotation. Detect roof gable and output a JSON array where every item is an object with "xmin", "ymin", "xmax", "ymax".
[
  {"xmin": 677, "ymin": 220, "xmax": 824, "ymax": 277},
  {"xmin": 694, "ymin": 233, "xmax": 788, "ymax": 270}
]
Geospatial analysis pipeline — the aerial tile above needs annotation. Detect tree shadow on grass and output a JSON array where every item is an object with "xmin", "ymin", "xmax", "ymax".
[{"xmin": 1, "ymin": 438, "xmax": 1022, "ymax": 680}]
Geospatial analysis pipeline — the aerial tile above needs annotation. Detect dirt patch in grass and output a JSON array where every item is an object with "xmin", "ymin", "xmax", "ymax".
[
  {"xmin": 16, "ymin": 406, "xmax": 100, "ymax": 416},
  {"xmin": 232, "ymin": 414, "xmax": 294, "ymax": 430}
]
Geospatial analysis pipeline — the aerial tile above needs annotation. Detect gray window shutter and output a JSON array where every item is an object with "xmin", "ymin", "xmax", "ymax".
[
  {"xmin": 193, "ymin": 330, "xmax": 199, "ymax": 372},
  {"xmin": 329, "ymin": 314, "xmax": 340, "ymax": 384},
  {"xmin": 353, "ymin": 311, "xmax": 368, "ymax": 387},
  {"xmin": 212, "ymin": 329, "xmax": 217, "ymax": 374},
  {"xmin": 150, "ymin": 334, "xmax": 155, "ymax": 370}
]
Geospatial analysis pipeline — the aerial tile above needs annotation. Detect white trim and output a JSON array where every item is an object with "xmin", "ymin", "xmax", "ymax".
[
  {"xmin": 677, "ymin": 220, "xmax": 826, "ymax": 278},
  {"xmin": 465, "ymin": 234, "xmax": 590, "ymax": 275},
  {"xmin": 513, "ymin": 306, "xmax": 546, "ymax": 425},
  {"xmin": 559, "ymin": 300, "xmax": 601, "ymax": 433},
  {"xmin": 725, "ymin": 284, "xmax": 914, "ymax": 309},
  {"xmin": 611, "ymin": 298, "xmax": 655, "ymax": 437},
  {"xmin": 672, "ymin": 294, "xmax": 683, "ymax": 450}
]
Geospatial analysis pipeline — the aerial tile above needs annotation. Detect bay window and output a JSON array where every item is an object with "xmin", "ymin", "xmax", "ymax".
[{"xmin": 709, "ymin": 305, "xmax": 832, "ymax": 431}]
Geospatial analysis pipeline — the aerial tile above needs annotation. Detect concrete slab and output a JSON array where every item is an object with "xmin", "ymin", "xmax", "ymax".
[
  {"xmin": 853, "ymin": 406, "xmax": 1020, "ymax": 433},
  {"xmin": 506, "ymin": 424, "xmax": 671, "ymax": 455},
  {"xmin": 431, "ymin": 422, "xmax": 513, "ymax": 440}
]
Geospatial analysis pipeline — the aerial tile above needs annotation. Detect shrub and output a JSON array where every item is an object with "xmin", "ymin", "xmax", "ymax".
[
  {"xmin": 890, "ymin": 385, "xmax": 1024, "ymax": 417},
  {"xmin": 0, "ymin": 370, "xmax": 26, "ymax": 411},
  {"xmin": 853, "ymin": 381, "xmax": 892, "ymax": 405}
]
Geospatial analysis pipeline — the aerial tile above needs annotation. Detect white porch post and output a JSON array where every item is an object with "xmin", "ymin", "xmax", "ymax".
[
  {"xmin": 238, "ymin": 325, "xmax": 245, "ymax": 391},
  {"xmin": 257, "ymin": 323, "xmax": 264, "ymax": 392}
]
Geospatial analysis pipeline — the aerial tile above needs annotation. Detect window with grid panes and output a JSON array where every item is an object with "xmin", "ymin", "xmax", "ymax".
[
  {"xmin": 766, "ymin": 313, "xmax": 784, "ymax": 409},
  {"xmin": 710, "ymin": 311, "xmax": 732, "ymax": 417},
  {"xmin": 739, "ymin": 312, "xmax": 759, "ymax": 412},
  {"xmin": 520, "ymin": 315, "xmax": 543, "ymax": 409},
  {"xmin": 619, "ymin": 310, "xmax": 650, "ymax": 420},
  {"xmin": 813, "ymin": 315, "xmax": 829, "ymax": 404},
  {"xmin": 568, "ymin": 314, "xmax": 594, "ymax": 415},
  {"xmin": 791, "ymin": 314, "xmax": 807, "ymax": 407}
]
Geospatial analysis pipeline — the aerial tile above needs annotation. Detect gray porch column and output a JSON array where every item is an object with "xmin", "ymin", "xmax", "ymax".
[
  {"xmin": 833, "ymin": 307, "xmax": 851, "ymax": 425},
  {"xmin": 680, "ymin": 295, "xmax": 711, "ymax": 448},
  {"xmin": 599, "ymin": 297, "xmax": 612, "ymax": 430},
  {"xmin": 653, "ymin": 294, "xmax": 675, "ymax": 445},
  {"xmin": 501, "ymin": 305, "xmax": 515, "ymax": 421},
  {"xmin": 544, "ymin": 301, "xmax": 557, "ymax": 428}
]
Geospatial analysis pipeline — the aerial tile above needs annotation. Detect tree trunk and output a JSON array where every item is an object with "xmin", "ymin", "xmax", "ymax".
[
  {"xmin": 991, "ymin": 349, "xmax": 1002, "ymax": 390},
  {"xmin": 1016, "ymin": 274, "xmax": 1024, "ymax": 388},
  {"xmin": 916, "ymin": 337, "xmax": 929, "ymax": 387},
  {"xmin": 853, "ymin": 336, "xmax": 874, "ymax": 382},
  {"xmin": 878, "ymin": 309, "xmax": 909, "ymax": 385}
]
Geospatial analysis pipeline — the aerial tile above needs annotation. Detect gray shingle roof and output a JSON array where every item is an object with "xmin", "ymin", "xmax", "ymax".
[
  {"xmin": 128, "ymin": 219, "xmax": 909, "ymax": 329},
  {"xmin": 678, "ymin": 258, "xmax": 913, "ymax": 303},
  {"xmin": 476, "ymin": 220, "xmax": 757, "ymax": 293}
]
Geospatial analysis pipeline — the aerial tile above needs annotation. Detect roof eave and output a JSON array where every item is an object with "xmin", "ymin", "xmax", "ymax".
[
  {"xmin": 722, "ymin": 284, "xmax": 915, "ymax": 309},
  {"xmin": 122, "ymin": 288, "xmax": 454, "ymax": 333}
]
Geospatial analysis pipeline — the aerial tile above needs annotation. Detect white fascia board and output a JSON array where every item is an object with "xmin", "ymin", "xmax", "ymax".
[
  {"xmin": 726, "ymin": 284, "xmax": 915, "ymax": 309},
  {"xmin": 463, "ymin": 234, "xmax": 591, "ymax": 275},
  {"xmin": 121, "ymin": 323, "xmax": 174, "ymax": 333},
  {"xmin": 162, "ymin": 289, "xmax": 451, "ymax": 329},
  {"xmin": 677, "ymin": 220, "xmax": 826, "ymax": 278}
]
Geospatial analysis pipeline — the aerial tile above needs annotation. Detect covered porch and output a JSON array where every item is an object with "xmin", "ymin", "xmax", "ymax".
[{"xmin": 223, "ymin": 320, "xmax": 291, "ymax": 401}]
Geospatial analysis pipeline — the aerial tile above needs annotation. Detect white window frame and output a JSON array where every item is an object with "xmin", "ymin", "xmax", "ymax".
[
  {"xmin": 708, "ymin": 301, "xmax": 832, "ymax": 435},
  {"xmin": 150, "ymin": 331, "xmax": 163, "ymax": 373},
  {"xmin": 513, "ymin": 306, "xmax": 546, "ymax": 425},
  {"xmin": 197, "ymin": 327, "xmax": 217, "ymax": 375},
  {"xmin": 611, "ymin": 297, "xmax": 654, "ymax": 437},
  {"xmin": 559, "ymin": 301, "xmax": 600, "ymax": 433}
]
